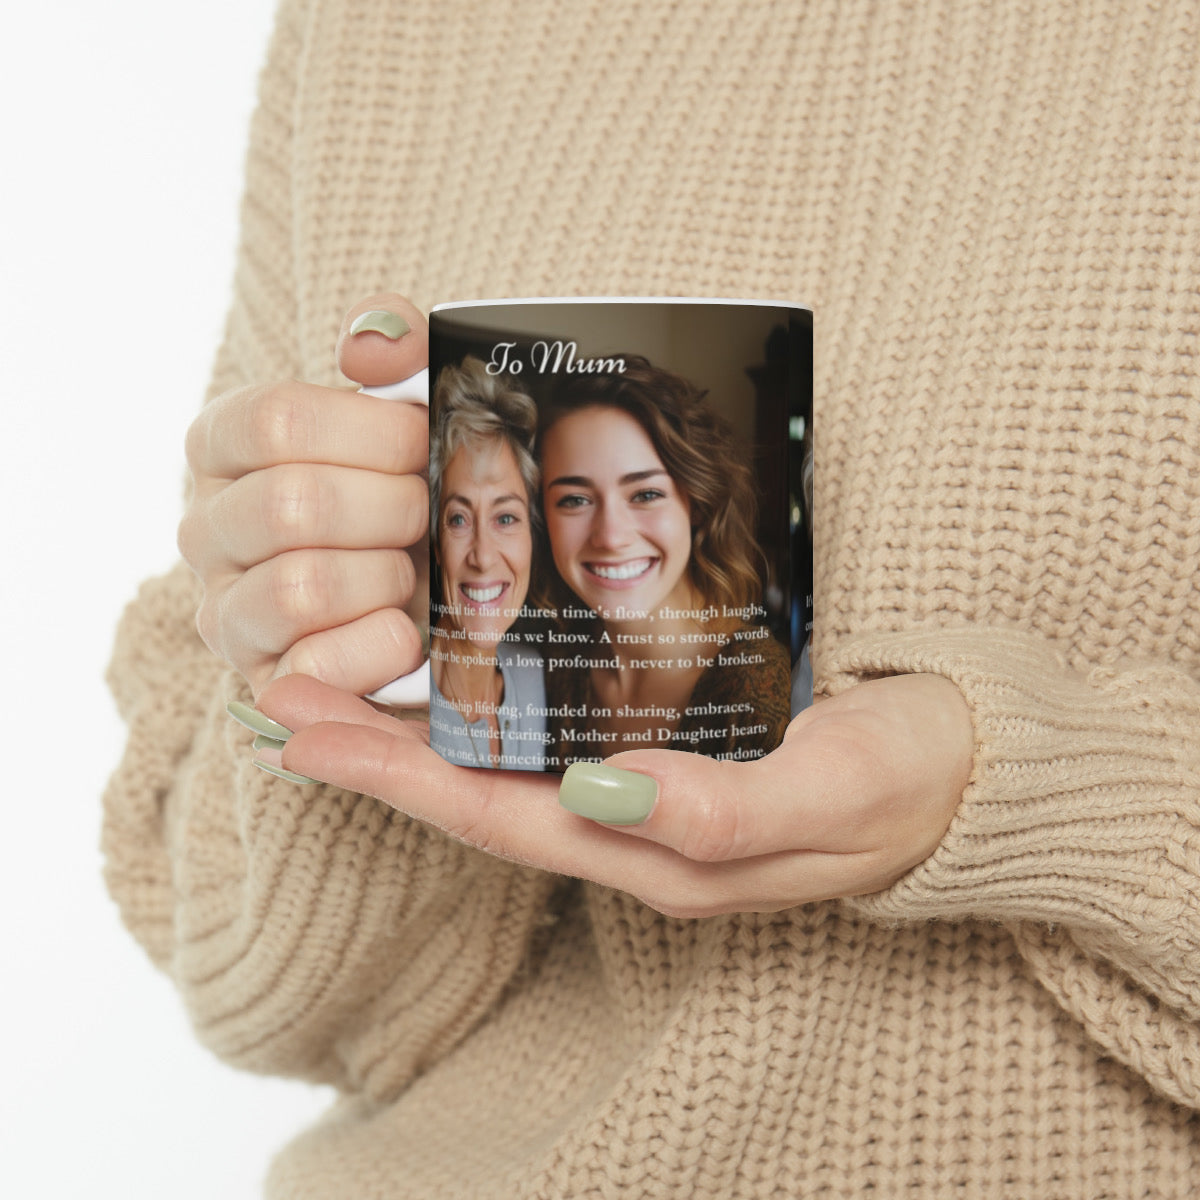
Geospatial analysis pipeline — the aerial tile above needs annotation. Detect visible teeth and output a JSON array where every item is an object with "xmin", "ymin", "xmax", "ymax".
[
  {"xmin": 590, "ymin": 559, "xmax": 653, "ymax": 581},
  {"xmin": 463, "ymin": 583, "xmax": 504, "ymax": 603}
]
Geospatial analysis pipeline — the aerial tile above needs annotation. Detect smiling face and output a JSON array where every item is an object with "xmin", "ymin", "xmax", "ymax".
[
  {"xmin": 541, "ymin": 405, "xmax": 694, "ymax": 619},
  {"xmin": 437, "ymin": 439, "xmax": 533, "ymax": 649}
]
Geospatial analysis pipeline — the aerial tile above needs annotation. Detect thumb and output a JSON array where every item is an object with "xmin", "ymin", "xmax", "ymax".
[
  {"xmin": 557, "ymin": 747, "xmax": 777, "ymax": 862},
  {"xmin": 336, "ymin": 293, "xmax": 429, "ymax": 388}
]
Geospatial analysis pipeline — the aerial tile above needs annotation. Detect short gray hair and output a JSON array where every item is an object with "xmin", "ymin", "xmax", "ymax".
[{"xmin": 429, "ymin": 356, "xmax": 540, "ymax": 525}]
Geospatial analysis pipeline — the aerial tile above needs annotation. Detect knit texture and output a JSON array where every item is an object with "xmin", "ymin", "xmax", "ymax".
[{"xmin": 103, "ymin": 1, "xmax": 1200, "ymax": 1195}]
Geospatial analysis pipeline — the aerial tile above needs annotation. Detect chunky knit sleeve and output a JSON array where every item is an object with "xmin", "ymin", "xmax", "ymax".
[
  {"xmin": 808, "ymin": 11, "xmax": 1200, "ymax": 1094},
  {"xmin": 823, "ymin": 628, "xmax": 1200, "ymax": 1110},
  {"xmin": 101, "ymin": 0, "xmax": 557, "ymax": 1099}
]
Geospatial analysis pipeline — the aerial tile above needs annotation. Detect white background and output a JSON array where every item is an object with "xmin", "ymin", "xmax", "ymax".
[{"xmin": 0, "ymin": 4, "xmax": 337, "ymax": 1196}]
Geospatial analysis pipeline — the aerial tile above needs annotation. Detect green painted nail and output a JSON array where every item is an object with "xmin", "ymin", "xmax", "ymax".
[
  {"xmin": 253, "ymin": 759, "xmax": 320, "ymax": 786},
  {"xmin": 253, "ymin": 734, "xmax": 289, "ymax": 753},
  {"xmin": 558, "ymin": 762, "xmax": 658, "ymax": 825},
  {"xmin": 349, "ymin": 309, "xmax": 411, "ymax": 339},
  {"xmin": 226, "ymin": 701, "xmax": 292, "ymax": 741}
]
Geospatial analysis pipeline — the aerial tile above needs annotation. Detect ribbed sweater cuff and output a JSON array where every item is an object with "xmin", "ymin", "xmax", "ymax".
[{"xmin": 822, "ymin": 628, "xmax": 1200, "ymax": 939}]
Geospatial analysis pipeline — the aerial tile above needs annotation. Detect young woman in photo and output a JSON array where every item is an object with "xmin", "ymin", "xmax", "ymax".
[{"xmin": 537, "ymin": 356, "xmax": 792, "ymax": 765}]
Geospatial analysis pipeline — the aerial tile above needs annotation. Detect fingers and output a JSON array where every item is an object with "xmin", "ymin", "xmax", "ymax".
[
  {"xmin": 252, "ymin": 674, "xmax": 968, "ymax": 918},
  {"xmin": 561, "ymin": 675, "xmax": 972, "ymax": 874},
  {"xmin": 555, "ymin": 733, "xmax": 857, "ymax": 863},
  {"xmin": 336, "ymin": 294, "xmax": 429, "ymax": 388},
  {"xmin": 198, "ymin": 547, "xmax": 416, "ymax": 691},
  {"xmin": 181, "ymin": 294, "xmax": 433, "ymax": 698},
  {"xmin": 180, "ymin": 464, "xmax": 428, "ymax": 575},
  {"xmin": 186, "ymin": 381, "xmax": 430, "ymax": 482},
  {"xmin": 276, "ymin": 608, "xmax": 427, "ymax": 698},
  {"xmin": 274, "ymin": 698, "xmax": 652, "ymax": 876},
  {"xmin": 557, "ymin": 749, "xmax": 777, "ymax": 862},
  {"xmin": 261, "ymin": 672, "xmax": 412, "ymax": 734},
  {"xmin": 264, "ymin": 682, "xmax": 863, "ymax": 917},
  {"xmin": 244, "ymin": 675, "xmax": 971, "ymax": 918}
]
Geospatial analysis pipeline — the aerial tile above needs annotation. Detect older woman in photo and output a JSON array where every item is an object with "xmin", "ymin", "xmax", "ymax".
[{"xmin": 427, "ymin": 356, "xmax": 548, "ymax": 771}]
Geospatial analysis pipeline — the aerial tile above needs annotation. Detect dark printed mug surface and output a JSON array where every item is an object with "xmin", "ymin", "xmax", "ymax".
[{"xmin": 416, "ymin": 297, "xmax": 810, "ymax": 773}]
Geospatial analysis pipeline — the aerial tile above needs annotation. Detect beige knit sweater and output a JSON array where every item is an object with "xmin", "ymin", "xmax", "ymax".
[{"xmin": 103, "ymin": 1, "xmax": 1200, "ymax": 1195}]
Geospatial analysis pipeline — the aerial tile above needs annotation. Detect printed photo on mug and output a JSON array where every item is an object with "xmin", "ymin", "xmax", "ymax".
[{"xmin": 423, "ymin": 298, "xmax": 812, "ymax": 773}]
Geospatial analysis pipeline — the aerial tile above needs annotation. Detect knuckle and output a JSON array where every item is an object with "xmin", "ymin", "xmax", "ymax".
[
  {"xmin": 453, "ymin": 790, "xmax": 500, "ymax": 854},
  {"xmin": 281, "ymin": 630, "xmax": 338, "ymax": 683},
  {"xmin": 451, "ymin": 780, "xmax": 526, "ymax": 865},
  {"xmin": 373, "ymin": 605, "xmax": 422, "ymax": 664},
  {"xmin": 176, "ymin": 500, "xmax": 222, "ymax": 569},
  {"xmin": 396, "ymin": 477, "xmax": 430, "ymax": 545},
  {"xmin": 176, "ymin": 507, "xmax": 201, "ymax": 565},
  {"xmin": 194, "ymin": 597, "xmax": 220, "ymax": 654},
  {"xmin": 267, "ymin": 551, "xmax": 336, "ymax": 632},
  {"xmin": 261, "ymin": 464, "xmax": 327, "ymax": 544},
  {"xmin": 677, "ymin": 791, "xmax": 745, "ymax": 863},
  {"xmin": 391, "ymin": 549, "xmax": 418, "ymax": 603},
  {"xmin": 455, "ymin": 820, "xmax": 508, "ymax": 861},
  {"xmin": 200, "ymin": 582, "xmax": 276, "ymax": 690},
  {"xmin": 245, "ymin": 384, "xmax": 311, "ymax": 463},
  {"xmin": 183, "ymin": 412, "xmax": 207, "ymax": 472},
  {"xmin": 394, "ymin": 404, "xmax": 431, "ymax": 473}
]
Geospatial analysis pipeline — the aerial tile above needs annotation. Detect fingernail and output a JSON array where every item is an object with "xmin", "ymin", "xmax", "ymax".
[
  {"xmin": 558, "ymin": 762, "xmax": 658, "ymax": 825},
  {"xmin": 253, "ymin": 759, "xmax": 320, "ymax": 786},
  {"xmin": 226, "ymin": 701, "xmax": 293, "ymax": 741},
  {"xmin": 349, "ymin": 309, "xmax": 411, "ymax": 340},
  {"xmin": 252, "ymin": 734, "xmax": 288, "ymax": 753}
]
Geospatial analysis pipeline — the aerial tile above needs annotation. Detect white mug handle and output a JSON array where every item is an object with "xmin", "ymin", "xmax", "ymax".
[{"xmin": 360, "ymin": 369, "xmax": 431, "ymax": 705}]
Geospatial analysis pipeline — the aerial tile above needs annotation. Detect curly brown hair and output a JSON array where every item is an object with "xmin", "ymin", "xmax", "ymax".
[{"xmin": 540, "ymin": 355, "xmax": 761, "ymax": 610}]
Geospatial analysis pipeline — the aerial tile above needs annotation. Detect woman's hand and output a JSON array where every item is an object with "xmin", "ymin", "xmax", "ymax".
[
  {"xmin": 179, "ymin": 295, "xmax": 431, "ymax": 698},
  {"xmin": 255, "ymin": 672, "xmax": 973, "ymax": 915}
]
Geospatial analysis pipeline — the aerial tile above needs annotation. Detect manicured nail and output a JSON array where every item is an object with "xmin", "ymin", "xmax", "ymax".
[
  {"xmin": 558, "ymin": 762, "xmax": 658, "ymax": 825},
  {"xmin": 226, "ymin": 701, "xmax": 292, "ymax": 741},
  {"xmin": 349, "ymin": 309, "xmax": 411, "ymax": 339},
  {"xmin": 253, "ymin": 734, "xmax": 288, "ymax": 753},
  {"xmin": 253, "ymin": 759, "xmax": 319, "ymax": 786}
]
